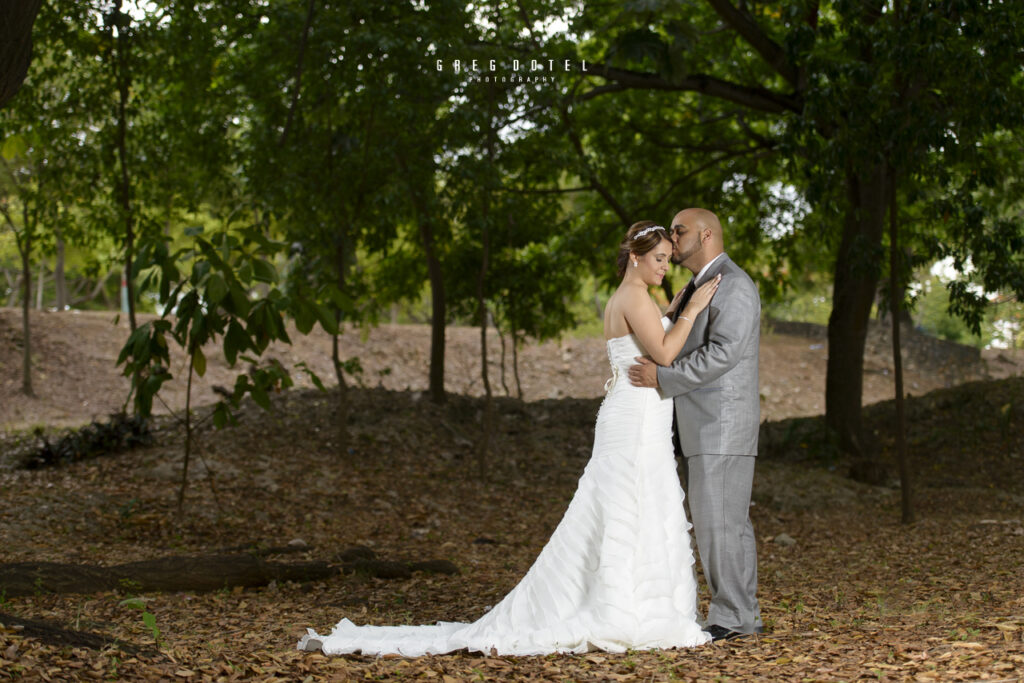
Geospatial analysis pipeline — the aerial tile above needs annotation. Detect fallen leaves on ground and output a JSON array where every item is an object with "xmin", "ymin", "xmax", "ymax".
[{"xmin": 1, "ymin": 380, "xmax": 1023, "ymax": 681}]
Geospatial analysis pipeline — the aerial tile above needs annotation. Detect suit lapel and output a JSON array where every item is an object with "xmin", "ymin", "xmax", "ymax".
[
  {"xmin": 672, "ymin": 279, "xmax": 697, "ymax": 322},
  {"xmin": 695, "ymin": 253, "xmax": 730, "ymax": 287},
  {"xmin": 683, "ymin": 254, "xmax": 730, "ymax": 342},
  {"xmin": 674, "ymin": 254, "xmax": 730, "ymax": 322}
]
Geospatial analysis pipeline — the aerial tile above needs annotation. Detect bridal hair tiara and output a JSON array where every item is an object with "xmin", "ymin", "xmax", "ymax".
[{"xmin": 632, "ymin": 225, "xmax": 666, "ymax": 240}]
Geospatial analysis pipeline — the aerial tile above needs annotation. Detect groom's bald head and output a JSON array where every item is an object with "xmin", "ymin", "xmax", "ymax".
[
  {"xmin": 674, "ymin": 208, "xmax": 723, "ymax": 246},
  {"xmin": 670, "ymin": 208, "xmax": 724, "ymax": 273}
]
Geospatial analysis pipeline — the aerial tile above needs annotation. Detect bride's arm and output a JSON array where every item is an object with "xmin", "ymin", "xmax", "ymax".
[{"xmin": 622, "ymin": 276, "xmax": 720, "ymax": 366}]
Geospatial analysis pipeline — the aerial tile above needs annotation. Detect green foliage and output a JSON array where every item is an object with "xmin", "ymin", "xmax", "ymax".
[
  {"xmin": 6, "ymin": 0, "xmax": 1024, "ymax": 442},
  {"xmin": 912, "ymin": 274, "xmax": 985, "ymax": 347},
  {"xmin": 764, "ymin": 287, "xmax": 833, "ymax": 327},
  {"xmin": 119, "ymin": 597, "xmax": 162, "ymax": 648},
  {"xmin": 118, "ymin": 224, "xmax": 324, "ymax": 425}
]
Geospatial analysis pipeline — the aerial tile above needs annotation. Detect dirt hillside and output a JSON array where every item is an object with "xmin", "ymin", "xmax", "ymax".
[{"xmin": 1, "ymin": 307, "xmax": 1021, "ymax": 430}]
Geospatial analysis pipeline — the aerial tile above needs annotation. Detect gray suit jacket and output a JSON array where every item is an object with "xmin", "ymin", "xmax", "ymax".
[{"xmin": 657, "ymin": 254, "xmax": 760, "ymax": 457}]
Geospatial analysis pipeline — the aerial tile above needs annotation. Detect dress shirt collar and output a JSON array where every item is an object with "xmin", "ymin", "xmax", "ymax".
[{"xmin": 694, "ymin": 252, "xmax": 726, "ymax": 284}]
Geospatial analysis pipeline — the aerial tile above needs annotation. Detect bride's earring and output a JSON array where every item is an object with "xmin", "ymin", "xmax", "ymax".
[{"xmin": 632, "ymin": 260, "xmax": 638, "ymax": 268}]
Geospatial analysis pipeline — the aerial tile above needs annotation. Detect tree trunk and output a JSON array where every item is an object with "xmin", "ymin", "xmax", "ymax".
[
  {"xmin": 113, "ymin": 0, "xmax": 137, "ymax": 331},
  {"xmin": 476, "ymin": 300, "xmax": 492, "ymax": 477},
  {"xmin": 889, "ymin": 179, "xmax": 913, "ymax": 523},
  {"xmin": 512, "ymin": 331, "xmax": 523, "ymax": 399},
  {"xmin": 397, "ymin": 150, "xmax": 446, "ymax": 404},
  {"xmin": 475, "ymin": 84, "xmax": 497, "ymax": 475},
  {"xmin": 0, "ymin": 610, "xmax": 150, "ymax": 653},
  {"xmin": 2, "ymin": 266, "xmax": 16, "ymax": 305},
  {"xmin": 0, "ymin": 555, "xmax": 335, "ymax": 597},
  {"xmin": 0, "ymin": 0, "xmax": 43, "ymax": 108},
  {"xmin": 177, "ymin": 352, "xmax": 195, "ymax": 514},
  {"xmin": 496, "ymin": 314, "xmax": 510, "ymax": 397},
  {"xmin": 826, "ymin": 164, "xmax": 889, "ymax": 483},
  {"xmin": 660, "ymin": 279, "xmax": 674, "ymax": 304},
  {"xmin": 54, "ymin": 234, "xmax": 67, "ymax": 310},
  {"xmin": 19, "ymin": 227, "xmax": 33, "ymax": 397},
  {"xmin": 423, "ymin": 220, "xmax": 446, "ymax": 403},
  {"xmin": 35, "ymin": 260, "xmax": 43, "ymax": 310},
  {"xmin": 101, "ymin": 272, "xmax": 116, "ymax": 309},
  {"xmin": 331, "ymin": 229, "xmax": 352, "ymax": 458},
  {"xmin": 70, "ymin": 270, "xmax": 114, "ymax": 308},
  {"xmin": 331, "ymin": 331, "xmax": 350, "ymax": 458},
  {"xmin": 278, "ymin": 0, "xmax": 316, "ymax": 147}
]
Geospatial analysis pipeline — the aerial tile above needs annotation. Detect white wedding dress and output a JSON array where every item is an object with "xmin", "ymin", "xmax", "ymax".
[{"xmin": 298, "ymin": 318, "xmax": 709, "ymax": 656}]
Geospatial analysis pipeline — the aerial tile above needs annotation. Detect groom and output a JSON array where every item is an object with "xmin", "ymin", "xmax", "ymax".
[{"xmin": 628, "ymin": 207, "xmax": 762, "ymax": 641}]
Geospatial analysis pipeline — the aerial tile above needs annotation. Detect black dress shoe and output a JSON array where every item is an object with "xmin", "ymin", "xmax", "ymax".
[{"xmin": 707, "ymin": 625, "xmax": 745, "ymax": 642}]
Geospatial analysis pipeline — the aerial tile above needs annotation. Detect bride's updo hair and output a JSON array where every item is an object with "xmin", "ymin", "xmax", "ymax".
[{"xmin": 616, "ymin": 220, "xmax": 669, "ymax": 277}]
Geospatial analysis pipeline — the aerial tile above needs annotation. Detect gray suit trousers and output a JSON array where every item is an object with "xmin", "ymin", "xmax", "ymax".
[{"xmin": 685, "ymin": 453, "xmax": 761, "ymax": 634}]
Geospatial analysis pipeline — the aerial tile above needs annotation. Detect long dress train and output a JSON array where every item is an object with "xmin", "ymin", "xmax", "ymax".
[{"xmin": 298, "ymin": 318, "xmax": 709, "ymax": 656}]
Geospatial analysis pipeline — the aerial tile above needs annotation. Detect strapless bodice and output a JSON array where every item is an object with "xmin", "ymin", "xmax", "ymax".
[{"xmin": 604, "ymin": 317, "xmax": 672, "ymax": 392}]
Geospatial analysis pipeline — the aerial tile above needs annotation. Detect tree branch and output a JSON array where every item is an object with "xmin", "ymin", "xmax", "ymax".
[
  {"xmin": 557, "ymin": 101, "xmax": 633, "ymax": 226},
  {"xmin": 645, "ymin": 147, "xmax": 772, "ymax": 214},
  {"xmin": 278, "ymin": 0, "xmax": 316, "ymax": 147},
  {"xmin": 705, "ymin": 0, "xmax": 799, "ymax": 88},
  {"xmin": 736, "ymin": 113, "xmax": 774, "ymax": 147},
  {"xmin": 623, "ymin": 112, "xmax": 767, "ymax": 153},
  {"xmin": 581, "ymin": 62, "xmax": 800, "ymax": 114},
  {"xmin": 500, "ymin": 185, "xmax": 593, "ymax": 195}
]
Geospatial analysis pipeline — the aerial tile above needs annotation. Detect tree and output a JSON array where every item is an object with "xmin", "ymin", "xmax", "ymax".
[
  {"xmin": 0, "ymin": 2, "xmax": 104, "ymax": 394},
  {"xmin": 0, "ymin": 152, "xmax": 37, "ymax": 396},
  {"xmin": 98, "ymin": 0, "xmax": 150, "ymax": 331},
  {"xmin": 122, "ymin": 225, "xmax": 310, "ymax": 512},
  {"xmin": 565, "ymin": 0, "xmax": 1024, "ymax": 478}
]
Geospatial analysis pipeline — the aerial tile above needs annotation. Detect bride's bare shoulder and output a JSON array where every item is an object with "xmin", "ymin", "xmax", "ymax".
[{"xmin": 613, "ymin": 284, "xmax": 649, "ymax": 304}]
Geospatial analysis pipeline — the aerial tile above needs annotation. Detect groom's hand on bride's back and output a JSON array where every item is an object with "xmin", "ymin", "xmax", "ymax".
[{"xmin": 629, "ymin": 357, "xmax": 659, "ymax": 388}]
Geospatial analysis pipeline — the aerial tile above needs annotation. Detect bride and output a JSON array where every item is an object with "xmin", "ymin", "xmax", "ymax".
[{"xmin": 298, "ymin": 220, "xmax": 720, "ymax": 656}]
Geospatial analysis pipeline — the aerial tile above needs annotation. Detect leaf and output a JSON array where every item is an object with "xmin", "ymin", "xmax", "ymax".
[
  {"xmin": 608, "ymin": 28, "xmax": 667, "ymax": 67},
  {"xmin": 192, "ymin": 260, "xmax": 211, "ymax": 284},
  {"xmin": 137, "ymin": 373, "xmax": 167, "ymax": 418},
  {"xmin": 249, "ymin": 381, "xmax": 271, "ymax": 410},
  {"xmin": 176, "ymin": 290, "xmax": 199, "ymax": 326},
  {"xmin": 229, "ymin": 282, "xmax": 250, "ymax": 316},
  {"xmin": 1, "ymin": 134, "xmax": 28, "ymax": 160},
  {"xmin": 189, "ymin": 310, "xmax": 208, "ymax": 348},
  {"xmin": 251, "ymin": 258, "xmax": 277, "ymax": 283},
  {"xmin": 295, "ymin": 361, "xmax": 327, "ymax": 392},
  {"xmin": 206, "ymin": 272, "xmax": 228, "ymax": 307},
  {"xmin": 223, "ymin": 320, "xmax": 251, "ymax": 366},
  {"xmin": 118, "ymin": 324, "xmax": 150, "ymax": 366},
  {"xmin": 192, "ymin": 347, "xmax": 207, "ymax": 377},
  {"xmin": 119, "ymin": 597, "xmax": 147, "ymax": 610},
  {"xmin": 314, "ymin": 301, "xmax": 339, "ymax": 335},
  {"xmin": 293, "ymin": 301, "xmax": 316, "ymax": 335},
  {"xmin": 212, "ymin": 402, "xmax": 233, "ymax": 429}
]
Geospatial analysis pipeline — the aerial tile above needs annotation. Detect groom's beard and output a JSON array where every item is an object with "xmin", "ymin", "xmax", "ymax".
[{"xmin": 673, "ymin": 242, "xmax": 700, "ymax": 267}]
